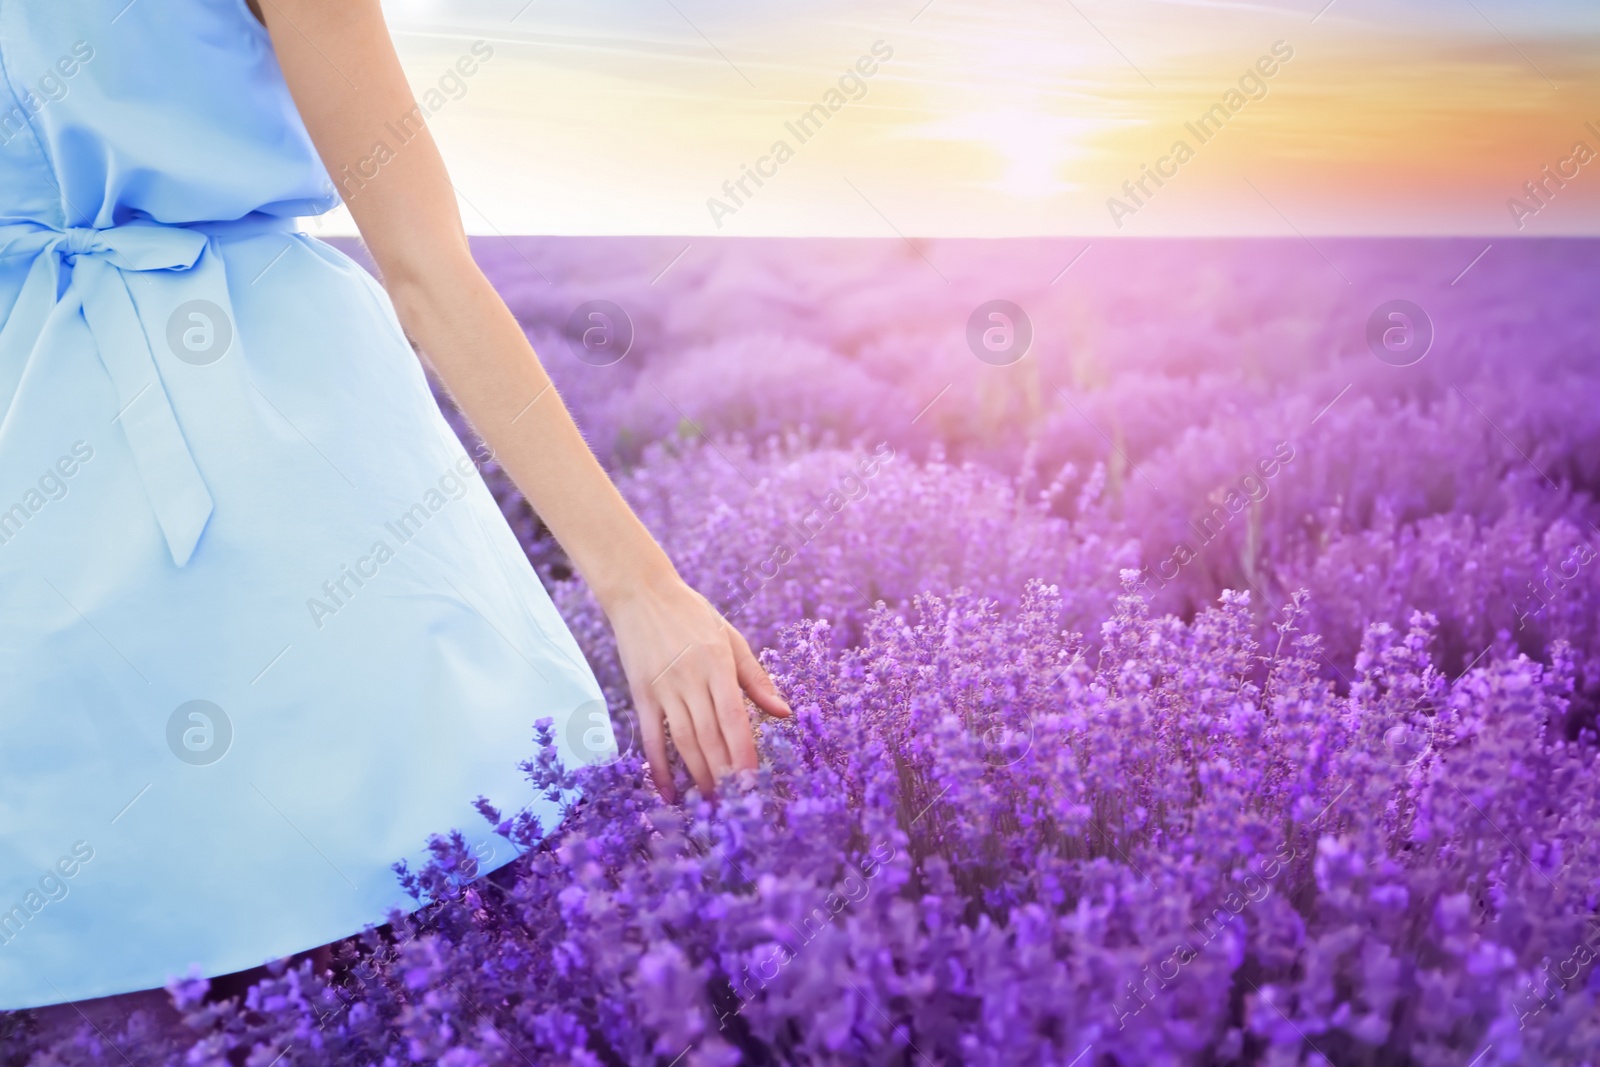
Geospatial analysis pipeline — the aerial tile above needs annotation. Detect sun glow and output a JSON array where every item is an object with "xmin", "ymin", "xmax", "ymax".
[{"xmin": 311, "ymin": 0, "xmax": 1600, "ymax": 236}]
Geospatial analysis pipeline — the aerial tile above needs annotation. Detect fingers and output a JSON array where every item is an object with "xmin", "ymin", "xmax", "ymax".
[
  {"xmin": 711, "ymin": 656, "xmax": 758, "ymax": 772},
  {"xmin": 663, "ymin": 693, "xmax": 717, "ymax": 798},
  {"xmin": 684, "ymin": 675, "xmax": 736, "ymax": 784},
  {"xmin": 641, "ymin": 612, "xmax": 790, "ymax": 802},
  {"xmin": 731, "ymin": 627, "xmax": 792, "ymax": 718},
  {"xmin": 636, "ymin": 691, "xmax": 676, "ymax": 803}
]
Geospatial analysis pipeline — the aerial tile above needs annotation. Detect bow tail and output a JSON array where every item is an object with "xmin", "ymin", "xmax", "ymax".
[
  {"xmin": 0, "ymin": 252, "xmax": 65, "ymax": 438},
  {"xmin": 74, "ymin": 256, "xmax": 215, "ymax": 567}
]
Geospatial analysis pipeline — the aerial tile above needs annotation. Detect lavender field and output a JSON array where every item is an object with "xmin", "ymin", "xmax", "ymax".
[{"xmin": 10, "ymin": 236, "xmax": 1600, "ymax": 1066}]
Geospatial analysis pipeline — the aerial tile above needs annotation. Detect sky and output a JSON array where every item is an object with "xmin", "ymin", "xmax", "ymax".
[{"xmin": 304, "ymin": 0, "xmax": 1600, "ymax": 236}]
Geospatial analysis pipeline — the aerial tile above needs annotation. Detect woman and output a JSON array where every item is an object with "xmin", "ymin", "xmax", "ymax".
[{"xmin": 0, "ymin": 0, "xmax": 788, "ymax": 1016}]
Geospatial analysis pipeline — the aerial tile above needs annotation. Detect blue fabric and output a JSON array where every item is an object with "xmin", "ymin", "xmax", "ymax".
[{"xmin": 0, "ymin": 1, "xmax": 610, "ymax": 1007}]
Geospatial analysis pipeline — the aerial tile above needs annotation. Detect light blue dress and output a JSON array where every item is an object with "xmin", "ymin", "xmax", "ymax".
[{"xmin": 0, "ymin": 0, "xmax": 611, "ymax": 1008}]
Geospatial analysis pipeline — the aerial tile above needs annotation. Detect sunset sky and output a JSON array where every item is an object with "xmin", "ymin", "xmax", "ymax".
[{"xmin": 305, "ymin": 0, "xmax": 1600, "ymax": 236}]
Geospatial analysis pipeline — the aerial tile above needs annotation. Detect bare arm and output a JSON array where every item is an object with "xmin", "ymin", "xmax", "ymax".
[{"xmin": 255, "ymin": 0, "xmax": 789, "ymax": 800}]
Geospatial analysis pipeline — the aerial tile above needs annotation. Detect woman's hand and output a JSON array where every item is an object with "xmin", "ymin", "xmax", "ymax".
[
  {"xmin": 255, "ymin": 1, "xmax": 790, "ymax": 800},
  {"xmin": 604, "ymin": 575, "xmax": 791, "ymax": 800}
]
